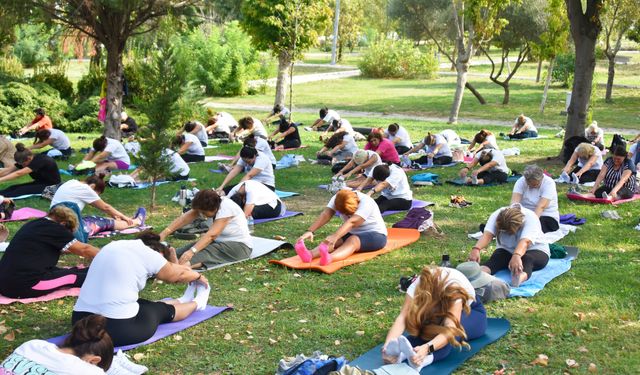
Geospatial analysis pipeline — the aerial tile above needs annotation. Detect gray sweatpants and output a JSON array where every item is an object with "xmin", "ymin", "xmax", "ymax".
[{"xmin": 177, "ymin": 241, "xmax": 252, "ymax": 269}]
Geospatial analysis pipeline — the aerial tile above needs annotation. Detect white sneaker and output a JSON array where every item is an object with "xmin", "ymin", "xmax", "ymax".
[
  {"xmin": 571, "ymin": 173, "xmax": 580, "ymax": 185},
  {"xmin": 559, "ymin": 171, "xmax": 570, "ymax": 183},
  {"xmin": 471, "ymin": 175, "xmax": 478, "ymax": 185},
  {"xmin": 304, "ymin": 127, "xmax": 313, "ymax": 132},
  {"xmin": 106, "ymin": 350, "xmax": 149, "ymax": 375}
]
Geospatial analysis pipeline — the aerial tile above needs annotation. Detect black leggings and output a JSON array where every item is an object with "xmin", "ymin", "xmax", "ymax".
[
  {"xmin": 72, "ymin": 299, "xmax": 176, "ymax": 347},
  {"xmin": 251, "ymin": 200, "xmax": 282, "ymax": 219},
  {"xmin": 478, "ymin": 170, "xmax": 508, "ymax": 184},
  {"xmin": 0, "ymin": 182, "xmax": 51, "ymax": 198},
  {"xmin": 180, "ymin": 154, "xmax": 205, "ymax": 163},
  {"xmin": 483, "ymin": 249, "xmax": 549, "ymax": 279},
  {"xmin": 540, "ymin": 216, "xmax": 560, "ymax": 233},
  {"xmin": 395, "ymin": 145, "xmax": 410, "ymax": 155},
  {"xmin": 415, "ymin": 155, "xmax": 453, "ymax": 165},
  {"xmin": 595, "ymin": 185, "xmax": 634, "ymax": 199},
  {"xmin": 374, "ymin": 196, "xmax": 412, "ymax": 213},
  {"xmin": 277, "ymin": 138, "xmax": 301, "ymax": 149},
  {"xmin": 170, "ymin": 174, "xmax": 190, "ymax": 181},
  {"xmin": 0, "ymin": 267, "xmax": 87, "ymax": 299},
  {"xmin": 570, "ymin": 166, "xmax": 600, "ymax": 183}
]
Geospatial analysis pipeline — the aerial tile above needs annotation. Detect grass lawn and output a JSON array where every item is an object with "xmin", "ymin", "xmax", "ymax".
[{"xmin": 0, "ymin": 112, "xmax": 638, "ymax": 374}]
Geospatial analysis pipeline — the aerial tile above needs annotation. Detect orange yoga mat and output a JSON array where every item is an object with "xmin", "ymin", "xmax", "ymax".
[{"xmin": 269, "ymin": 228, "xmax": 420, "ymax": 273}]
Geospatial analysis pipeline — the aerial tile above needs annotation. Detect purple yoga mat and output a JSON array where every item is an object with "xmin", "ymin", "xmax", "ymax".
[
  {"xmin": 254, "ymin": 211, "xmax": 302, "ymax": 224},
  {"xmin": 47, "ymin": 305, "xmax": 231, "ymax": 351},
  {"xmin": 381, "ymin": 199, "xmax": 433, "ymax": 216},
  {"xmin": 0, "ymin": 207, "xmax": 47, "ymax": 222}
]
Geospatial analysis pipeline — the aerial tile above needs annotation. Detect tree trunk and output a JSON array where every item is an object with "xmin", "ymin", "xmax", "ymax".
[
  {"xmin": 565, "ymin": 34, "xmax": 597, "ymax": 139},
  {"xmin": 150, "ymin": 183, "xmax": 157, "ymax": 211},
  {"xmin": 465, "ymin": 82, "xmax": 486, "ymax": 105},
  {"xmin": 104, "ymin": 42, "xmax": 124, "ymax": 139},
  {"xmin": 449, "ymin": 60, "xmax": 468, "ymax": 124},
  {"xmin": 501, "ymin": 81, "xmax": 510, "ymax": 105},
  {"xmin": 274, "ymin": 51, "xmax": 292, "ymax": 107},
  {"xmin": 605, "ymin": 55, "xmax": 615, "ymax": 102},
  {"xmin": 539, "ymin": 57, "xmax": 555, "ymax": 114},
  {"xmin": 536, "ymin": 59, "xmax": 543, "ymax": 83}
]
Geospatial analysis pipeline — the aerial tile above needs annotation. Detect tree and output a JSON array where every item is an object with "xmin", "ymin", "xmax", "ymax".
[
  {"xmin": 27, "ymin": 0, "xmax": 200, "ymax": 139},
  {"xmin": 564, "ymin": 0, "xmax": 604, "ymax": 140},
  {"xmin": 337, "ymin": 0, "xmax": 365, "ymax": 59},
  {"xmin": 483, "ymin": 0, "xmax": 547, "ymax": 105},
  {"xmin": 601, "ymin": 0, "xmax": 639, "ymax": 102},
  {"xmin": 241, "ymin": 0, "xmax": 331, "ymax": 108}
]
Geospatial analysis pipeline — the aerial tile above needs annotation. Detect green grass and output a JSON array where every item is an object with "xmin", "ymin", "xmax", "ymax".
[{"xmin": 0, "ymin": 112, "xmax": 638, "ymax": 374}]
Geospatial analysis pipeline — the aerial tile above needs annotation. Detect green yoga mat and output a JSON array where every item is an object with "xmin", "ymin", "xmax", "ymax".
[{"xmin": 349, "ymin": 318, "xmax": 510, "ymax": 374}]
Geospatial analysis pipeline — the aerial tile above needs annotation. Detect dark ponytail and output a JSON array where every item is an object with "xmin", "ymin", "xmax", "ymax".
[
  {"xmin": 240, "ymin": 145, "xmax": 258, "ymax": 159},
  {"xmin": 14, "ymin": 143, "xmax": 33, "ymax": 164},
  {"xmin": 92, "ymin": 136, "xmax": 108, "ymax": 152},
  {"xmin": 63, "ymin": 314, "xmax": 113, "ymax": 371},
  {"xmin": 172, "ymin": 134, "xmax": 185, "ymax": 148},
  {"xmin": 137, "ymin": 230, "xmax": 172, "ymax": 260},
  {"xmin": 242, "ymin": 134, "xmax": 257, "ymax": 148},
  {"xmin": 325, "ymin": 132, "xmax": 345, "ymax": 149},
  {"xmin": 85, "ymin": 173, "xmax": 107, "ymax": 194},
  {"xmin": 35, "ymin": 129, "xmax": 51, "ymax": 143}
]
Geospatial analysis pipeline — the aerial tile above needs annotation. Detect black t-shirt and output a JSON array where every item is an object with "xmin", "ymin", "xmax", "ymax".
[
  {"xmin": 16, "ymin": 154, "xmax": 61, "ymax": 185},
  {"xmin": 283, "ymin": 123, "xmax": 300, "ymax": 143},
  {"xmin": 0, "ymin": 218, "xmax": 76, "ymax": 286},
  {"xmin": 122, "ymin": 117, "xmax": 138, "ymax": 133}
]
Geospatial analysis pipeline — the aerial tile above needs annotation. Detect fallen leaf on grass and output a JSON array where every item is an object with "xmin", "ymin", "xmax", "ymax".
[
  {"xmin": 174, "ymin": 335, "xmax": 182, "ymax": 341},
  {"xmin": 334, "ymin": 307, "xmax": 340, "ymax": 316},
  {"xmin": 238, "ymin": 288, "xmax": 248, "ymax": 292},
  {"xmin": 133, "ymin": 353, "xmax": 144, "ymax": 361},
  {"xmin": 531, "ymin": 354, "xmax": 548, "ymax": 366},
  {"xmin": 574, "ymin": 312, "xmax": 586, "ymax": 321},
  {"xmin": 355, "ymin": 331, "xmax": 365, "ymax": 336},
  {"xmin": 269, "ymin": 338, "xmax": 277, "ymax": 345},
  {"xmin": 336, "ymin": 296, "xmax": 346, "ymax": 302},
  {"xmin": 578, "ymin": 346, "xmax": 589, "ymax": 353},
  {"xmin": 566, "ymin": 359, "xmax": 579, "ymax": 368},
  {"xmin": 223, "ymin": 333, "xmax": 232, "ymax": 340},
  {"xmin": 588, "ymin": 363, "xmax": 597, "ymax": 372},
  {"xmin": 4, "ymin": 331, "xmax": 14, "ymax": 341},
  {"xmin": 334, "ymin": 340, "xmax": 340, "ymax": 346}
]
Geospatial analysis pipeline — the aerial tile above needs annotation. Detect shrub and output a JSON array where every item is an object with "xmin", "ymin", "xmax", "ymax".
[
  {"xmin": 551, "ymin": 53, "xmax": 575, "ymax": 88},
  {"xmin": 77, "ymin": 68, "xmax": 105, "ymax": 101},
  {"xmin": 68, "ymin": 96, "xmax": 101, "ymax": 121},
  {"xmin": 359, "ymin": 38, "xmax": 438, "ymax": 79},
  {"xmin": 0, "ymin": 81, "xmax": 69, "ymax": 134},
  {"xmin": 0, "ymin": 56, "xmax": 24, "ymax": 81},
  {"xmin": 123, "ymin": 60, "xmax": 149, "ymax": 105},
  {"xmin": 32, "ymin": 71, "xmax": 75, "ymax": 102}
]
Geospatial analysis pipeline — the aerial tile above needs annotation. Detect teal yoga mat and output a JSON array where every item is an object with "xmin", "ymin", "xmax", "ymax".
[{"xmin": 349, "ymin": 318, "xmax": 511, "ymax": 374}]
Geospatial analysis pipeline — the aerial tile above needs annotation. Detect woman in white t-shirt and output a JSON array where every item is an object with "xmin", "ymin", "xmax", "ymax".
[
  {"xmin": 206, "ymin": 111, "xmax": 238, "ymax": 138},
  {"xmin": 317, "ymin": 131, "xmax": 358, "ymax": 163},
  {"xmin": 1, "ymin": 314, "xmax": 113, "ymax": 374},
  {"xmin": 467, "ymin": 130, "xmax": 499, "ymax": 156},
  {"xmin": 73, "ymin": 232, "xmax": 210, "ymax": 346},
  {"xmin": 507, "ymin": 114, "xmax": 538, "ymax": 139},
  {"xmin": 469, "ymin": 205, "xmax": 550, "ymax": 287},
  {"xmin": 385, "ymin": 123, "xmax": 413, "ymax": 155},
  {"xmin": 404, "ymin": 133, "xmax": 453, "ymax": 165},
  {"xmin": 160, "ymin": 189, "xmax": 253, "ymax": 269},
  {"xmin": 51, "ymin": 175, "xmax": 145, "ymax": 242},
  {"xmin": 131, "ymin": 148, "xmax": 190, "ymax": 182},
  {"xmin": 511, "ymin": 165, "xmax": 559, "ymax": 233},
  {"xmin": 183, "ymin": 121, "xmax": 208, "ymax": 147},
  {"xmin": 30, "ymin": 128, "xmax": 72, "ymax": 157},
  {"xmin": 173, "ymin": 133, "xmax": 205, "ymax": 163},
  {"xmin": 227, "ymin": 180, "xmax": 284, "ymax": 219},
  {"xmin": 310, "ymin": 107, "xmax": 340, "ymax": 131},
  {"xmin": 232, "ymin": 117, "xmax": 267, "ymax": 141},
  {"xmin": 368, "ymin": 164, "xmax": 413, "ymax": 213},
  {"xmin": 295, "ymin": 190, "xmax": 388, "ymax": 266},
  {"xmin": 229, "ymin": 135, "xmax": 277, "ymax": 168},
  {"xmin": 218, "ymin": 147, "xmax": 276, "ymax": 193},
  {"xmin": 335, "ymin": 149, "xmax": 383, "ymax": 189},
  {"xmin": 84, "ymin": 136, "xmax": 131, "ymax": 173},
  {"xmin": 459, "ymin": 148, "xmax": 509, "ymax": 185},
  {"xmin": 561, "ymin": 142, "xmax": 602, "ymax": 183},
  {"xmin": 263, "ymin": 104, "xmax": 291, "ymax": 125},
  {"xmin": 382, "ymin": 266, "xmax": 487, "ymax": 372}
]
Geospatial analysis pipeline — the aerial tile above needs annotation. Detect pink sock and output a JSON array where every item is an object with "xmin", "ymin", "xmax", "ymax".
[
  {"xmin": 319, "ymin": 243, "xmax": 332, "ymax": 266},
  {"xmin": 295, "ymin": 240, "xmax": 312, "ymax": 263}
]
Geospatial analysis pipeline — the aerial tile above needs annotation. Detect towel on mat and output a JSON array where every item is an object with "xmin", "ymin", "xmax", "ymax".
[
  {"xmin": 349, "ymin": 318, "xmax": 511, "ymax": 375},
  {"xmin": 0, "ymin": 288, "xmax": 81, "ymax": 305},
  {"xmin": 566, "ymin": 192, "xmax": 640, "ymax": 205},
  {"xmin": 0, "ymin": 207, "xmax": 46, "ymax": 222},
  {"xmin": 269, "ymin": 228, "xmax": 420, "ymax": 274}
]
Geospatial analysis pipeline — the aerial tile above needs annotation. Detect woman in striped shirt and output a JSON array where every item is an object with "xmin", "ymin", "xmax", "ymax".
[{"xmin": 589, "ymin": 146, "xmax": 637, "ymax": 200}]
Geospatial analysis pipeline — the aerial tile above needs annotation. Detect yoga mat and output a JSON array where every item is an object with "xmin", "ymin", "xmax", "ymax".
[
  {"xmin": 269, "ymin": 228, "xmax": 420, "ymax": 274},
  {"xmin": 0, "ymin": 207, "xmax": 46, "ymax": 222},
  {"xmin": 417, "ymin": 161, "xmax": 460, "ymax": 169},
  {"xmin": 0, "ymin": 288, "xmax": 80, "ymax": 305},
  {"xmin": 254, "ymin": 211, "xmax": 302, "ymax": 225},
  {"xmin": 381, "ymin": 200, "xmax": 434, "ymax": 216},
  {"xmin": 554, "ymin": 178, "xmax": 595, "ymax": 187},
  {"xmin": 446, "ymin": 174, "xmax": 520, "ymax": 186},
  {"xmin": 203, "ymin": 145, "xmax": 219, "ymax": 149},
  {"xmin": 566, "ymin": 192, "xmax": 640, "ymax": 205},
  {"xmin": 6, "ymin": 193, "xmax": 41, "ymax": 200},
  {"xmin": 89, "ymin": 226, "xmax": 152, "ymax": 239},
  {"xmin": 276, "ymin": 190, "xmax": 299, "ymax": 199},
  {"xmin": 209, "ymin": 168, "xmax": 225, "ymax": 174},
  {"xmin": 349, "ymin": 318, "xmax": 511, "ymax": 374},
  {"xmin": 203, "ymin": 236, "xmax": 293, "ymax": 270},
  {"xmin": 131, "ymin": 178, "xmax": 196, "ymax": 190},
  {"xmin": 204, "ymin": 155, "xmax": 234, "ymax": 162},
  {"xmin": 503, "ymin": 135, "xmax": 548, "ymax": 141},
  {"xmin": 494, "ymin": 247, "xmax": 579, "ymax": 297},
  {"xmin": 273, "ymin": 145, "xmax": 309, "ymax": 152},
  {"xmin": 47, "ymin": 305, "xmax": 231, "ymax": 351}
]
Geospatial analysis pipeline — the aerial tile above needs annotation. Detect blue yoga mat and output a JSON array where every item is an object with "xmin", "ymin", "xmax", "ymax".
[
  {"xmin": 254, "ymin": 210, "xmax": 302, "ymax": 224},
  {"xmin": 417, "ymin": 161, "xmax": 460, "ymax": 169},
  {"xmin": 350, "ymin": 318, "xmax": 511, "ymax": 374},
  {"xmin": 494, "ymin": 246, "xmax": 578, "ymax": 297},
  {"xmin": 276, "ymin": 190, "xmax": 299, "ymax": 199}
]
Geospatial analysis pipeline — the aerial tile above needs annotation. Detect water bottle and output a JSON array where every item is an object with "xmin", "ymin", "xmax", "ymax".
[
  {"xmin": 440, "ymin": 254, "xmax": 452, "ymax": 268},
  {"xmin": 178, "ymin": 185, "xmax": 187, "ymax": 208},
  {"xmin": 247, "ymin": 216, "xmax": 255, "ymax": 234}
]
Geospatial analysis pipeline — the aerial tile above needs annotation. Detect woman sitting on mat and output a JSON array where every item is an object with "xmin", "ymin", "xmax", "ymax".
[
  {"xmin": 0, "ymin": 143, "xmax": 61, "ymax": 198},
  {"xmin": 467, "ymin": 130, "xmax": 499, "ymax": 156},
  {"xmin": 382, "ymin": 266, "xmax": 487, "ymax": 372},
  {"xmin": 73, "ymin": 232, "xmax": 210, "ymax": 347},
  {"xmin": 84, "ymin": 136, "xmax": 131, "ymax": 174},
  {"xmin": 335, "ymin": 149, "xmax": 383, "ymax": 189},
  {"xmin": 403, "ymin": 133, "xmax": 452, "ymax": 166},
  {"xmin": 585, "ymin": 121, "xmax": 604, "ymax": 150},
  {"xmin": 459, "ymin": 148, "xmax": 509, "ymax": 186},
  {"xmin": 51, "ymin": 175, "xmax": 146, "ymax": 242},
  {"xmin": 131, "ymin": 148, "xmax": 190, "ymax": 182},
  {"xmin": 29, "ymin": 128, "xmax": 72, "ymax": 157},
  {"xmin": 511, "ymin": 165, "xmax": 559, "ymax": 233},
  {"xmin": 269, "ymin": 120, "xmax": 301, "ymax": 150},
  {"xmin": 295, "ymin": 189, "xmax": 388, "ymax": 266},
  {"xmin": 0, "ymin": 206, "xmax": 99, "ymax": 299},
  {"xmin": 507, "ymin": 114, "xmax": 538, "ymax": 139},
  {"xmin": 309, "ymin": 107, "xmax": 340, "ymax": 132},
  {"xmin": 469, "ymin": 205, "xmax": 549, "ymax": 287},
  {"xmin": 227, "ymin": 180, "xmax": 284, "ymax": 220},
  {"xmin": 181, "ymin": 121, "xmax": 208, "ymax": 147},
  {"xmin": 368, "ymin": 164, "xmax": 413, "ymax": 213},
  {"xmin": 587, "ymin": 145, "xmax": 637, "ymax": 200},
  {"xmin": 218, "ymin": 146, "xmax": 276, "ymax": 193},
  {"xmin": 173, "ymin": 132, "xmax": 205, "ymax": 163},
  {"xmin": 232, "ymin": 117, "xmax": 268, "ymax": 141},
  {"xmin": 561, "ymin": 142, "xmax": 603, "ymax": 184},
  {"xmin": 365, "ymin": 131, "xmax": 400, "ymax": 164},
  {"xmin": 385, "ymin": 123, "xmax": 413, "ymax": 155},
  {"xmin": 206, "ymin": 111, "xmax": 237, "ymax": 139},
  {"xmin": 316, "ymin": 130, "xmax": 358, "ymax": 163},
  {"xmin": 160, "ymin": 189, "xmax": 253, "ymax": 269},
  {"xmin": 264, "ymin": 104, "xmax": 291, "ymax": 125},
  {"xmin": 1, "ymin": 314, "xmax": 114, "ymax": 374}
]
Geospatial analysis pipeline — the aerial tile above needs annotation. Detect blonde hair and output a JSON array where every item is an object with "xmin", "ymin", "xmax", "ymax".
[
  {"xmin": 406, "ymin": 266, "xmax": 472, "ymax": 348},
  {"xmin": 334, "ymin": 189, "xmax": 359, "ymax": 215},
  {"xmin": 48, "ymin": 206, "xmax": 79, "ymax": 232},
  {"xmin": 575, "ymin": 143, "xmax": 595, "ymax": 159},
  {"xmin": 587, "ymin": 121, "xmax": 598, "ymax": 133},
  {"xmin": 495, "ymin": 207, "xmax": 524, "ymax": 243}
]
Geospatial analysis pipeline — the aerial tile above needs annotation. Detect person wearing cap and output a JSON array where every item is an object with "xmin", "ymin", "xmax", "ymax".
[
  {"xmin": 382, "ymin": 266, "xmax": 487, "ymax": 372},
  {"xmin": 18, "ymin": 108, "xmax": 53, "ymax": 136},
  {"xmin": 468, "ymin": 205, "xmax": 549, "ymax": 287},
  {"xmin": 334, "ymin": 149, "xmax": 383, "ymax": 190},
  {"xmin": 511, "ymin": 165, "xmax": 559, "ymax": 233},
  {"xmin": 458, "ymin": 148, "xmax": 509, "ymax": 185},
  {"xmin": 120, "ymin": 112, "xmax": 138, "ymax": 138},
  {"xmin": 456, "ymin": 261, "xmax": 510, "ymax": 304}
]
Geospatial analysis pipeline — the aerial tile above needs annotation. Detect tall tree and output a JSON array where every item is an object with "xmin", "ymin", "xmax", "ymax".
[
  {"xmin": 601, "ymin": 0, "xmax": 639, "ymax": 102},
  {"xmin": 241, "ymin": 0, "xmax": 330, "ymax": 108},
  {"xmin": 564, "ymin": 0, "xmax": 604, "ymax": 139},
  {"xmin": 27, "ymin": 0, "xmax": 199, "ymax": 139}
]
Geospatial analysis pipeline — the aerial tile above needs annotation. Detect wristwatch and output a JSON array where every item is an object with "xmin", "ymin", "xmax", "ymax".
[
  {"xmin": 427, "ymin": 343, "xmax": 435, "ymax": 354},
  {"xmin": 190, "ymin": 247, "xmax": 198, "ymax": 254}
]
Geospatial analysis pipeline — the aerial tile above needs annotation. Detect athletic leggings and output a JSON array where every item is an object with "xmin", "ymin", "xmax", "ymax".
[
  {"xmin": 406, "ymin": 296, "xmax": 487, "ymax": 363},
  {"xmin": 539, "ymin": 216, "xmax": 560, "ymax": 233},
  {"xmin": 415, "ymin": 155, "xmax": 453, "ymax": 165},
  {"xmin": 0, "ymin": 267, "xmax": 87, "ymax": 299},
  {"xmin": 170, "ymin": 174, "xmax": 190, "ymax": 181},
  {"xmin": 251, "ymin": 200, "xmax": 282, "ymax": 219},
  {"xmin": 82, "ymin": 216, "xmax": 115, "ymax": 237},
  {"xmin": 570, "ymin": 166, "xmax": 600, "ymax": 183},
  {"xmin": 395, "ymin": 145, "xmax": 411, "ymax": 155},
  {"xmin": 0, "ymin": 182, "xmax": 50, "ymax": 198},
  {"xmin": 72, "ymin": 299, "xmax": 176, "ymax": 347},
  {"xmin": 478, "ymin": 170, "xmax": 508, "ymax": 185},
  {"xmin": 483, "ymin": 248, "xmax": 549, "ymax": 279},
  {"xmin": 277, "ymin": 138, "xmax": 301, "ymax": 149},
  {"xmin": 594, "ymin": 185, "xmax": 634, "ymax": 200},
  {"xmin": 180, "ymin": 154, "xmax": 205, "ymax": 163},
  {"xmin": 509, "ymin": 130, "xmax": 538, "ymax": 139},
  {"xmin": 374, "ymin": 196, "xmax": 412, "ymax": 213}
]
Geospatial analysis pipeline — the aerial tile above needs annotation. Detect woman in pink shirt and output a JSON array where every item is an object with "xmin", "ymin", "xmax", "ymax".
[{"xmin": 365, "ymin": 131, "xmax": 400, "ymax": 164}]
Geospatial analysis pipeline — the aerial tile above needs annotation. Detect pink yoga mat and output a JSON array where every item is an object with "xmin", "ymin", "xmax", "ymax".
[
  {"xmin": 566, "ymin": 192, "xmax": 640, "ymax": 205},
  {"xmin": 89, "ymin": 225, "xmax": 152, "ymax": 239},
  {"xmin": 0, "ymin": 288, "xmax": 80, "ymax": 305},
  {"xmin": 0, "ymin": 207, "xmax": 47, "ymax": 222}
]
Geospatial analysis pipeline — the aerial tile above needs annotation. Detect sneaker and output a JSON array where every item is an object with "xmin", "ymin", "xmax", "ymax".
[
  {"xmin": 571, "ymin": 173, "xmax": 580, "ymax": 185},
  {"xmin": 602, "ymin": 192, "xmax": 612, "ymax": 201},
  {"xmin": 559, "ymin": 171, "xmax": 570, "ymax": 183},
  {"xmin": 471, "ymin": 175, "xmax": 478, "ymax": 185},
  {"xmin": 110, "ymin": 350, "xmax": 149, "ymax": 374},
  {"xmin": 601, "ymin": 210, "xmax": 621, "ymax": 220},
  {"xmin": 133, "ymin": 207, "xmax": 147, "ymax": 227},
  {"xmin": 555, "ymin": 129, "xmax": 565, "ymax": 138},
  {"xmin": 634, "ymin": 223, "xmax": 640, "ymax": 231},
  {"xmin": 304, "ymin": 127, "xmax": 313, "ymax": 132}
]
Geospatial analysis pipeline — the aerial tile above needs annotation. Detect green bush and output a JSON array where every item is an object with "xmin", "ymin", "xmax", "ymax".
[
  {"xmin": 68, "ymin": 95, "xmax": 101, "ymax": 121},
  {"xmin": 359, "ymin": 38, "xmax": 438, "ymax": 79},
  {"xmin": 32, "ymin": 71, "xmax": 75, "ymax": 102},
  {"xmin": 0, "ymin": 81, "xmax": 69, "ymax": 134},
  {"xmin": 551, "ymin": 53, "xmax": 575, "ymax": 88},
  {"xmin": 0, "ymin": 56, "xmax": 24, "ymax": 81},
  {"xmin": 77, "ymin": 68, "xmax": 105, "ymax": 101},
  {"xmin": 123, "ymin": 60, "xmax": 149, "ymax": 105},
  {"xmin": 67, "ymin": 115, "xmax": 102, "ymax": 133}
]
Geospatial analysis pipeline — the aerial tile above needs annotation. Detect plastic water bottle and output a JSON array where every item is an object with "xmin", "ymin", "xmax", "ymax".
[
  {"xmin": 440, "ymin": 254, "xmax": 452, "ymax": 268},
  {"xmin": 247, "ymin": 216, "xmax": 255, "ymax": 234},
  {"xmin": 178, "ymin": 185, "xmax": 187, "ymax": 208}
]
